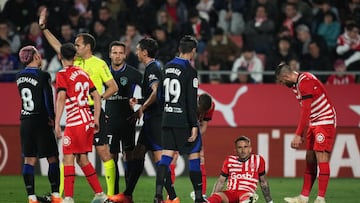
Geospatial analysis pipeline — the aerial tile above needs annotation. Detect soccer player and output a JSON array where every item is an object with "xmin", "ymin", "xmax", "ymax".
[
  {"xmin": 154, "ymin": 35, "xmax": 207, "ymax": 203},
  {"xmin": 54, "ymin": 43, "xmax": 108, "ymax": 203},
  {"xmin": 127, "ymin": 37, "xmax": 164, "ymax": 200},
  {"xmin": 16, "ymin": 46, "xmax": 61, "ymax": 203},
  {"xmin": 105, "ymin": 41, "xmax": 142, "ymax": 203},
  {"xmin": 206, "ymin": 136, "xmax": 273, "ymax": 203},
  {"xmin": 39, "ymin": 8, "xmax": 118, "ymax": 197},
  {"xmin": 170, "ymin": 93, "xmax": 215, "ymax": 199},
  {"xmin": 275, "ymin": 63, "xmax": 336, "ymax": 203}
]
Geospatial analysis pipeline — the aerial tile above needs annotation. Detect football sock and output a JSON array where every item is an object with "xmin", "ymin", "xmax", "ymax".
[
  {"xmin": 81, "ymin": 163, "xmax": 102, "ymax": 194},
  {"xmin": 189, "ymin": 171, "xmax": 203, "ymax": 201},
  {"xmin": 48, "ymin": 162, "xmax": 60, "ymax": 193},
  {"xmin": 23, "ymin": 164, "xmax": 35, "ymax": 195},
  {"xmin": 301, "ymin": 162, "xmax": 317, "ymax": 197},
  {"xmin": 155, "ymin": 164, "xmax": 168, "ymax": 199},
  {"xmin": 64, "ymin": 165, "xmax": 75, "ymax": 197},
  {"xmin": 206, "ymin": 194, "xmax": 222, "ymax": 203},
  {"xmin": 200, "ymin": 163, "xmax": 207, "ymax": 195},
  {"xmin": 164, "ymin": 166, "xmax": 177, "ymax": 200},
  {"xmin": 114, "ymin": 161, "xmax": 120, "ymax": 194},
  {"xmin": 170, "ymin": 163, "xmax": 176, "ymax": 183},
  {"xmin": 104, "ymin": 159, "xmax": 116, "ymax": 195},
  {"xmin": 59, "ymin": 163, "xmax": 64, "ymax": 196},
  {"xmin": 318, "ymin": 162, "xmax": 330, "ymax": 197},
  {"xmin": 124, "ymin": 159, "xmax": 144, "ymax": 196}
]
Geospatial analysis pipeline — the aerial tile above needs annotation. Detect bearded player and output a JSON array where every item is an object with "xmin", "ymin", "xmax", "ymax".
[
  {"xmin": 206, "ymin": 136, "xmax": 273, "ymax": 203},
  {"xmin": 275, "ymin": 63, "xmax": 336, "ymax": 203}
]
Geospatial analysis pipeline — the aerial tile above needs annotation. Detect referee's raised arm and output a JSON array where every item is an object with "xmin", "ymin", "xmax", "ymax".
[{"xmin": 38, "ymin": 7, "xmax": 61, "ymax": 54}]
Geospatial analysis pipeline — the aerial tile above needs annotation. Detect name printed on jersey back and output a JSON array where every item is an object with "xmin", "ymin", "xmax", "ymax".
[
  {"xmin": 16, "ymin": 77, "xmax": 38, "ymax": 86},
  {"xmin": 69, "ymin": 69, "xmax": 89, "ymax": 81},
  {"xmin": 165, "ymin": 67, "xmax": 182, "ymax": 76}
]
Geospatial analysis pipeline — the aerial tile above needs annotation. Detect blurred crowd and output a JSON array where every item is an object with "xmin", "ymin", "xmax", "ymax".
[{"xmin": 0, "ymin": 0, "xmax": 359, "ymax": 84}]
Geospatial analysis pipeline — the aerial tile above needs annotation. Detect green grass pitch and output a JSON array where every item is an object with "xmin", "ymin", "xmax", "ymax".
[{"xmin": 0, "ymin": 176, "xmax": 357, "ymax": 203}]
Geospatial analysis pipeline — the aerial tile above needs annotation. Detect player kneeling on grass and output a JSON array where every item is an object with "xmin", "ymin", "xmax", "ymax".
[
  {"xmin": 54, "ymin": 43, "xmax": 108, "ymax": 203},
  {"xmin": 206, "ymin": 136, "xmax": 274, "ymax": 203}
]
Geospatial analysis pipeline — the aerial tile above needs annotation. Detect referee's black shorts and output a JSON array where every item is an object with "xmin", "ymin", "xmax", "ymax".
[{"xmin": 90, "ymin": 106, "xmax": 108, "ymax": 146}]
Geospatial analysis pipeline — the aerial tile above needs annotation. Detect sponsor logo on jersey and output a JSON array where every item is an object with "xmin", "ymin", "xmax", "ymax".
[
  {"xmin": 148, "ymin": 74, "xmax": 158, "ymax": 81},
  {"xmin": 230, "ymin": 172, "xmax": 254, "ymax": 179}
]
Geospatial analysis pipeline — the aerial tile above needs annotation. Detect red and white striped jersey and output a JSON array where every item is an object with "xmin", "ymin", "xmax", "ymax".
[
  {"xmin": 56, "ymin": 66, "xmax": 97, "ymax": 127},
  {"xmin": 221, "ymin": 154, "xmax": 265, "ymax": 193},
  {"xmin": 292, "ymin": 72, "xmax": 336, "ymax": 134}
]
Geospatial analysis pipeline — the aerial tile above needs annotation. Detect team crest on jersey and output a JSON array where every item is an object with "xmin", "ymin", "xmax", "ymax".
[
  {"xmin": 120, "ymin": 77, "xmax": 128, "ymax": 86},
  {"xmin": 316, "ymin": 133, "xmax": 325, "ymax": 143},
  {"xmin": 63, "ymin": 136, "xmax": 71, "ymax": 146},
  {"xmin": 193, "ymin": 78, "xmax": 199, "ymax": 88}
]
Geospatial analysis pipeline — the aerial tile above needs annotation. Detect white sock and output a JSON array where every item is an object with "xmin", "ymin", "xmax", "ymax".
[
  {"xmin": 28, "ymin": 195, "xmax": 37, "ymax": 201},
  {"xmin": 316, "ymin": 196, "xmax": 325, "ymax": 200},
  {"xmin": 300, "ymin": 194, "xmax": 309, "ymax": 201}
]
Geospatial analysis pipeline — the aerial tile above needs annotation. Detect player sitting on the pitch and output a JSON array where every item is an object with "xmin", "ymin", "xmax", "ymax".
[{"xmin": 206, "ymin": 136, "xmax": 274, "ymax": 203}]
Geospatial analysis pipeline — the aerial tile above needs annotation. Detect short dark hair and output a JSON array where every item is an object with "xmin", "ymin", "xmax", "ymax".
[
  {"xmin": 109, "ymin": 41, "xmax": 126, "ymax": 52},
  {"xmin": 77, "ymin": 33, "xmax": 96, "ymax": 51},
  {"xmin": 178, "ymin": 35, "xmax": 198, "ymax": 54},
  {"xmin": 275, "ymin": 62, "xmax": 292, "ymax": 80},
  {"xmin": 198, "ymin": 93, "xmax": 212, "ymax": 114},
  {"xmin": 138, "ymin": 37, "xmax": 158, "ymax": 58},
  {"xmin": 235, "ymin": 136, "xmax": 251, "ymax": 145},
  {"xmin": 61, "ymin": 43, "xmax": 76, "ymax": 60}
]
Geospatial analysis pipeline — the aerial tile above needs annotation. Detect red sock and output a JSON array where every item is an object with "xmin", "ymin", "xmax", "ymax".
[
  {"xmin": 81, "ymin": 163, "xmax": 103, "ymax": 194},
  {"xmin": 64, "ymin": 165, "xmax": 75, "ymax": 197},
  {"xmin": 206, "ymin": 194, "xmax": 222, "ymax": 203},
  {"xmin": 170, "ymin": 163, "xmax": 176, "ymax": 183},
  {"xmin": 318, "ymin": 162, "xmax": 330, "ymax": 197},
  {"xmin": 200, "ymin": 164, "xmax": 206, "ymax": 195},
  {"xmin": 301, "ymin": 163, "xmax": 317, "ymax": 197}
]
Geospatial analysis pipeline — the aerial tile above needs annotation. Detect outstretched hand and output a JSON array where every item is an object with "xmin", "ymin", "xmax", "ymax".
[{"xmin": 38, "ymin": 7, "xmax": 47, "ymax": 27}]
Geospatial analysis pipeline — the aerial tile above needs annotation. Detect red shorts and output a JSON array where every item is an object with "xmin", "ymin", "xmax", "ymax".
[
  {"xmin": 306, "ymin": 124, "xmax": 336, "ymax": 152},
  {"xmin": 222, "ymin": 190, "xmax": 249, "ymax": 203},
  {"xmin": 62, "ymin": 122, "xmax": 94, "ymax": 154}
]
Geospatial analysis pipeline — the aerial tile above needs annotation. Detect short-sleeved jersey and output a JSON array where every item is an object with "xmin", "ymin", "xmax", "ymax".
[
  {"xmin": 55, "ymin": 65, "xmax": 97, "ymax": 127},
  {"xmin": 221, "ymin": 154, "xmax": 265, "ymax": 194},
  {"xmin": 16, "ymin": 67, "xmax": 55, "ymax": 120},
  {"xmin": 141, "ymin": 60, "xmax": 163, "ymax": 119},
  {"xmin": 292, "ymin": 72, "xmax": 336, "ymax": 135},
  {"xmin": 162, "ymin": 57, "xmax": 198, "ymax": 128},
  {"xmin": 74, "ymin": 55, "xmax": 113, "ymax": 106},
  {"xmin": 105, "ymin": 64, "xmax": 142, "ymax": 118}
]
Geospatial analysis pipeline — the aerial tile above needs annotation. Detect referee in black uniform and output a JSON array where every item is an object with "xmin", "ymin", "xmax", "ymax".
[{"xmin": 154, "ymin": 35, "xmax": 207, "ymax": 203}]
